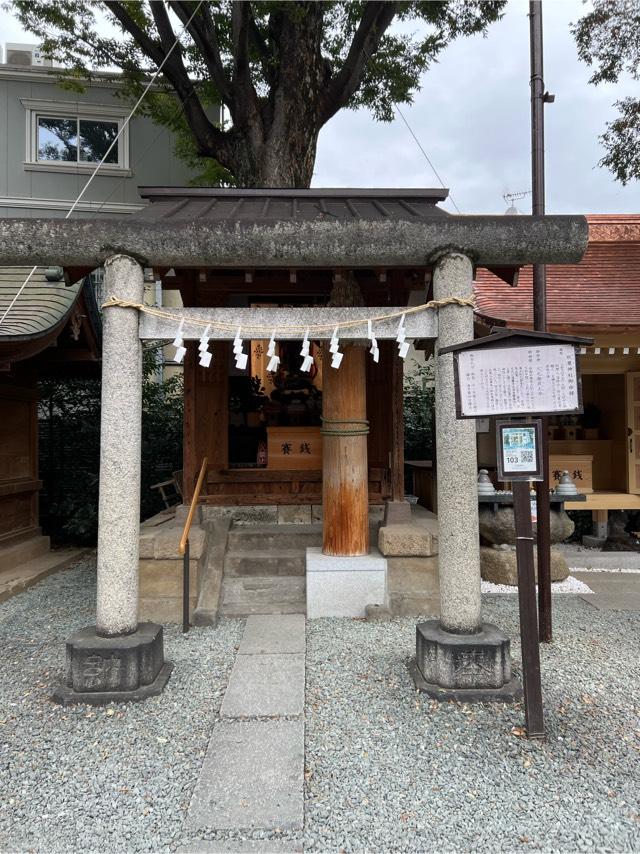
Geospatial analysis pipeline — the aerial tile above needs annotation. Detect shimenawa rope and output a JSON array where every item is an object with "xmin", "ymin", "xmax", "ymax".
[
  {"xmin": 101, "ymin": 295, "xmax": 475, "ymax": 337},
  {"xmin": 320, "ymin": 417, "xmax": 370, "ymax": 437}
]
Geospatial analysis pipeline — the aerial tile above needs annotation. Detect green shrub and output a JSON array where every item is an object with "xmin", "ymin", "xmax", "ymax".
[
  {"xmin": 38, "ymin": 344, "xmax": 183, "ymax": 545},
  {"xmin": 404, "ymin": 359, "xmax": 435, "ymax": 461}
]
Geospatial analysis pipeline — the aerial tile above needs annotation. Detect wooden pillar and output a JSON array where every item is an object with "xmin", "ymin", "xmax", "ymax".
[
  {"xmin": 182, "ymin": 341, "xmax": 229, "ymax": 503},
  {"xmin": 390, "ymin": 349, "xmax": 405, "ymax": 502},
  {"xmin": 322, "ymin": 343, "xmax": 369, "ymax": 556},
  {"xmin": 182, "ymin": 343, "xmax": 197, "ymax": 504}
]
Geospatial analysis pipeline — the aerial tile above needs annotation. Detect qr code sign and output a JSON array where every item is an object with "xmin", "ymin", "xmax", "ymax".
[{"xmin": 521, "ymin": 451, "xmax": 534, "ymax": 463}]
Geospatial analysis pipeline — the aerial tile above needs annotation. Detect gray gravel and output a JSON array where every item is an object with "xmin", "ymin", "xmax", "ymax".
[
  {"xmin": 2, "ymin": 557, "xmax": 639, "ymax": 853},
  {"xmin": 0, "ymin": 555, "xmax": 243, "ymax": 854},
  {"xmin": 305, "ymin": 597, "xmax": 640, "ymax": 853}
]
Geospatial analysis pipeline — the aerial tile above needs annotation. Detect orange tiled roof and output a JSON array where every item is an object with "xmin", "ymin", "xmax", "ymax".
[{"xmin": 474, "ymin": 214, "xmax": 640, "ymax": 328}]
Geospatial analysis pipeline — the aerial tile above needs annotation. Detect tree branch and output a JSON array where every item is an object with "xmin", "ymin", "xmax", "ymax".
[
  {"xmin": 104, "ymin": 1, "xmax": 232, "ymax": 164},
  {"xmin": 104, "ymin": 1, "xmax": 168, "ymax": 68},
  {"xmin": 230, "ymin": 0, "xmax": 261, "ymax": 127},
  {"xmin": 247, "ymin": 12, "xmax": 275, "ymax": 86},
  {"xmin": 168, "ymin": 1, "xmax": 233, "ymax": 104},
  {"xmin": 321, "ymin": 1, "xmax": 398, "ymax": 123}
]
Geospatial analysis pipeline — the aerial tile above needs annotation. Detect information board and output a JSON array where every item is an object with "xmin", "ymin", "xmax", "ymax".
[
  {"xmin": 454, "ymin": 344, "xmax": 580, "ymax": 418},
  {"xmin": 496, "ymin": 419, "xmax": 544, "ymax": 482}
]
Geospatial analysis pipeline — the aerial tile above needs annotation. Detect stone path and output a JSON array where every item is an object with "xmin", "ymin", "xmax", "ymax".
[
  {"xmin": 574, "ymin": 570, "xmax": 640, "ymax": 610},
  {"xmin": 183, "ymin": 615, "xmax": 306, "ymax": 847}
]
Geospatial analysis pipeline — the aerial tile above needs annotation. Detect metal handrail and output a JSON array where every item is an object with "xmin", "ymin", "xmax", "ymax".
[{"xmin": 179, "ymin": 456, "xmax": 208, "ymax": 633}]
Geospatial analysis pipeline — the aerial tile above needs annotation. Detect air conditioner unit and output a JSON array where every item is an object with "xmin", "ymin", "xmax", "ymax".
[{"xmin": 4, "ymin": 43, "xmax": 52, "ymax": 67}]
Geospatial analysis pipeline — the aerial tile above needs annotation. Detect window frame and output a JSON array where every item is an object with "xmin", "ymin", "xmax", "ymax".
[{"xmin": 22, "ymin": 98, "xmax": 131, "ymax": 175}]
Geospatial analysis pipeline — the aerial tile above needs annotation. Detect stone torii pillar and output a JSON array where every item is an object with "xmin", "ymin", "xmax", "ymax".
[
  {"xmin": 413, "ymin": 252, "xmax": 519, "ymax": 701},
  {"xmin": 54, "ymin": 254, "xmax": 172, "ymax": 705}
]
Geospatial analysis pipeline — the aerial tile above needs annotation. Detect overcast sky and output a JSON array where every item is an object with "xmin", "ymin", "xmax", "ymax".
[{"xmin": 3, "ymin": 0, "xmax": 638, "ymax": 214}]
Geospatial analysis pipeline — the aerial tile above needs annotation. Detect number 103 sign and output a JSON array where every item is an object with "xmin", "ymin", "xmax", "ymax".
[{"xmin": 496, "ymin": 419, "xmax": 544, "ymax": 482}]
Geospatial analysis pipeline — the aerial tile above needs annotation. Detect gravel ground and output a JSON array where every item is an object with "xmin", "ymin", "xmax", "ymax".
[
  {"xmin": 2, "ymin": 557, "xmax": 639, "ymax": 853},
  {"xmin": 305, "ymin": 596, "xmax": 640, "ymax": 853},
  {"xmin": 0, "ymin": 556, "xmax": 243, "ymax": 854}
]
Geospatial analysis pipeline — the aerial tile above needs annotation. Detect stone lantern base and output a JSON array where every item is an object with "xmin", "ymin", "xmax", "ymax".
[
  {"xmin": 411, "ymin": 620, "xmax": 521, "ymax": 702},
  {"xmin": 53, "ymin": 622, "xmax": 173, "ymax": 705}
]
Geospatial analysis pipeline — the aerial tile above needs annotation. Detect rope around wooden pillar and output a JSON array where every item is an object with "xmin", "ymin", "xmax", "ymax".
[{"xmin": 320, "ymin": 417, "xmax": 370, "ymax": 436}]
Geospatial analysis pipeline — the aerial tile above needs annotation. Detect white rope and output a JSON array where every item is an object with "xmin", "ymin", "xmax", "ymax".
[{"xmin": 0, "ymin": 0, "xmax": 204, "ymax": 327}]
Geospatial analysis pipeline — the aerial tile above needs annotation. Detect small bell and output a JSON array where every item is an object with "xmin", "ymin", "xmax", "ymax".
[{"xmin": 477, "ymin": 469, "xmax": 496, "ymax": 496}]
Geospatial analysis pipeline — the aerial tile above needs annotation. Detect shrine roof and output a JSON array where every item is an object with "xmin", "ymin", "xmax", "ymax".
[
  {"xmin": 0, "ymin": 267, "xmax": 80, "ymax": 338},
  {"xmin": 0, "ymin": 267, "xmax": 101, "ymax": 367},
  {"xmin": 134, "ymin": 187, "xmax": 450, "ymax": 224},
  {"xmin": 474, "ymin": 214, "xmax": 640, "ymax": 329}
]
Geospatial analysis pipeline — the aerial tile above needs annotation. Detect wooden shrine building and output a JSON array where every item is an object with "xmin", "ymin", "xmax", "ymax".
[
  {"xmin": 140, "ymin": 188, "xmax": 458, "ymax": 518},
  {"xmin": 475, "ymin": 214, "xmax": 640, "ymax": 536},
  {"xmin": 0, "ymin": 267, "xmax": 100, "ymax": 572}
]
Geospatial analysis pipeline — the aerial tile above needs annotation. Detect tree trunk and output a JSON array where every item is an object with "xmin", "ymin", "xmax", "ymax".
[
  {"xmin": 222, "ymin": 4, "xmax": 327, "ymax": 188},
  {"xmin": 227, "ymin": 124, "xmax": 320, "ymax": 188}
]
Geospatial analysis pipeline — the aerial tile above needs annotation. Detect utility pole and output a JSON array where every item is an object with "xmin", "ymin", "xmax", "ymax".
[{"xmin": 530, "ymin": 0, "xmax": 554, "ymax": 642}]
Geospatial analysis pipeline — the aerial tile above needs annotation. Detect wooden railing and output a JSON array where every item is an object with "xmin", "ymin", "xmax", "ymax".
[{"xmin": 179, "ymin": 456, "xmax": 208, "ymax": 633}]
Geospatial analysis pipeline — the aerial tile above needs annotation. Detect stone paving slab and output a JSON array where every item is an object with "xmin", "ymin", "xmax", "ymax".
[
  {"xmin": 221, "ymin": 653, "xmax": 304, "ymax": 718},
  {"xmin": 185, "ymin": 720, "xmax": 304, "ymax": 832},
  {"xmin": 560, "ymin": 547, "xmax": 640, "ymax": 571},
  {"xmin": 574, "ymin": 572, "xmax": 640, "ymax": 611},
  {"xmin": 238, "ymin": 614, "xmax": 306, "ymax": 655}
]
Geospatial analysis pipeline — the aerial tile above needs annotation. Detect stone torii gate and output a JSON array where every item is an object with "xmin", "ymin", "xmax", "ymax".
[{"xmin": 0, "ymin": 199, "xmax": 587, "ymax": 703}]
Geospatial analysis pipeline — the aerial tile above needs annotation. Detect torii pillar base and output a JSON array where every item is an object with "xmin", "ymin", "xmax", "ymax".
[
  {"xmin": 53, "ymin": 622, "xmax": 173, "ymax": 706},
  {"xmin": 411, "ymin": 620, "xmax": 521, "ymax": 702}
]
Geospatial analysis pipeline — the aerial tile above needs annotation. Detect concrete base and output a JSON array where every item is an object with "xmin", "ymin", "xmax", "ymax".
[
  {"xmin": 53, "ymin": 663, "xmax": 174, "ymax": 706},
  {"xmin": 306, "ymin": 547, "xmax": 387, "ymax": 618},
  {"xmin": 410, "ymin": 660, "xmax": 522, "ymax": 702},
  {"xmin": 53, "ymin": 622, "xmax": 172, "ymax": 705},
  {"xmin": 414, "ymin": 619, "xmax": 519, "ymax": 701}
]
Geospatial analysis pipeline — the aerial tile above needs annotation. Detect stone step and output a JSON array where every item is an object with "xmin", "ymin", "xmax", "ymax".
[
  {"xmin": 220, "ymin": 576, "xmax": 306, "ymax": 617},
  {"xmin": 0, "ymin": 547, "xmax": 84, "ymax": 603},
  {"xmin": 0, "ymin": 535, "xmax": 51, "ymax": 574},
  {"xmin": 226, "ymin": 523, "xmax": 322, "ymax": 551},
  {"xmin": 224, "ymin": 549, "xmax": 306, "ymax": 577}
]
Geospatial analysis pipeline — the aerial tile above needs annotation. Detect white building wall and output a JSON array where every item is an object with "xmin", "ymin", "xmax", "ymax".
[{"xmin": 0, "ymin": 65, "xmax": 213, "ymax": 218}]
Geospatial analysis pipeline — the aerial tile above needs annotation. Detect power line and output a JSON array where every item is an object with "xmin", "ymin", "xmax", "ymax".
[
  {"xmin": 0, "ymin": 0, "xmax": 204, "ymax": 327},
  {"xmin": 394, "ymin": 104, "xmax": 462, "ymax": 214},
  {"xmin": 361, "ymin": 44, "xmax": 461, "ymax": 214},
  {"xmin": 94, "ymin": 91, "xmax": 196, "ymax": 215}
]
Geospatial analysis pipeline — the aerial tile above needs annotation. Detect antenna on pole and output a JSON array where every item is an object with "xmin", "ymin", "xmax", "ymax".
[{"xmin": 503, "ymin": 190, "xmax": 532, "ymax": 214}]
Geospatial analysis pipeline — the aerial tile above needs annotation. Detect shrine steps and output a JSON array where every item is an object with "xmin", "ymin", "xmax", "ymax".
[
  {"xmin": 226, "ymin": 523, "xmax": 324, "ymax": 552},
  {"xmin": 219, "ymin": 523, "xmax": 322, "ymax": 616},
  {"xmin": 225, "ymin": 549, "xmax": 306, "ymax": 577},
  {"xmin": 0, "ymin": 534, "xmax": 85, "ymax": 603}
]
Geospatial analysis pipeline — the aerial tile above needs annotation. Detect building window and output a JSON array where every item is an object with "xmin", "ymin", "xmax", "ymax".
[
  {"xmin": 21, "ymin": 98, "xmax": 130, "ymax": 174},
  {"xmin": 37, "ymin": 116, "xmax": 119, "ymax": 165}
]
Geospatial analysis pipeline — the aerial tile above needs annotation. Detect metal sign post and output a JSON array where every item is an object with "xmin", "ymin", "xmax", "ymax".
[
  {"xmin": 441, "ymin": 328, "xmax": 592, "ymax": 739},
  {"xmin": 497, "ymin": 418, "xmax": 545, "ymax": 737}
]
